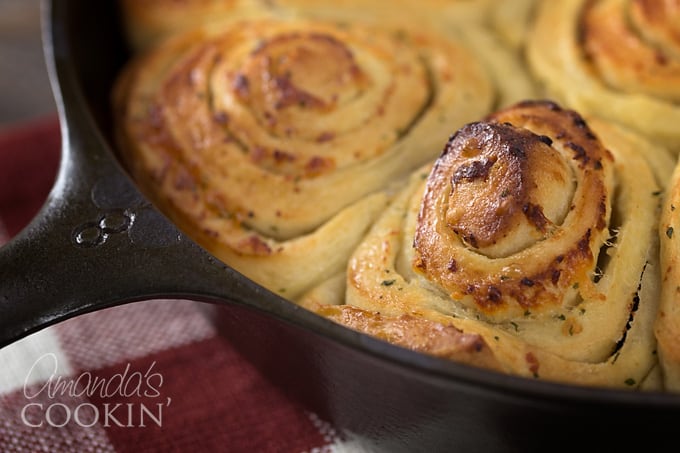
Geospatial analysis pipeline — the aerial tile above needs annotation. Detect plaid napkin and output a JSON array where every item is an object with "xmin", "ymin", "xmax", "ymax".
[{"xmin": 0, "ymin": 116, "xmax": 374, "ymax": 453}]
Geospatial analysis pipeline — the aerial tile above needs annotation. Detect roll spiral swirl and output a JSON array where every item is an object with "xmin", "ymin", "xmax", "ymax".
[
  {"xmin": 319, "ymin": 100, "xmax": 672, "ymax": 388},
  {"xmin": 527, "ymin": 0, "xmax": 680, "ymax": 151},
  {"xmin": 113, "ymin": 18, "xmax": 499, "ymax": 300}
]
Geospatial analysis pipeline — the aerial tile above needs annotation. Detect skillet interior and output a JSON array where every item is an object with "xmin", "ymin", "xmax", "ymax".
[{"xmin": 42, "ymin": 0, "xmax": 680, "ymax": 451}]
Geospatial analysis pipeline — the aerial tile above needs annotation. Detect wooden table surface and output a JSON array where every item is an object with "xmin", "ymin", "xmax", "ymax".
[{"xmin": 0, "ymin": 0, "xmax": 56, "ymax": 129}]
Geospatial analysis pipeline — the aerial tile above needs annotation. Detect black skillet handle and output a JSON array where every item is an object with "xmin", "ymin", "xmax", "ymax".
[{"xmin": 0, "ymin": 0, "xmax": 280, "ymax": 348}]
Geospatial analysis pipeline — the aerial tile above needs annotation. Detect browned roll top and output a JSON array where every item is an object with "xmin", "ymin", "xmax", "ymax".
[
  {"xmin": 414, "ymin": 100, "xmax": 613, "ymax": 319},
  {"xmin": 437, "ymin": 123, "xmax": 573, "ymax": 252},
  {"xmin": 231, "ymin": 31, "xmax": 370, "ymax": 171}
]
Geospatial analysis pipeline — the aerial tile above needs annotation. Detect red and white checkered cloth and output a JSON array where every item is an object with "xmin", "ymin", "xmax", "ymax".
[{"xmin": 0, "ymin": 116, "xmax": 374, "ymax": 452}]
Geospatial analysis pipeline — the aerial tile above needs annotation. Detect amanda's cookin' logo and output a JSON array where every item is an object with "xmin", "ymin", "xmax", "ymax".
[{"xmin": 20, "ymin": 353, "xmax": 172, "ymax": 428}]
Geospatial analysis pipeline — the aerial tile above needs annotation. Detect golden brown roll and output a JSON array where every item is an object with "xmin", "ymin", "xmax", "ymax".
[
  {"xmin": 113, "ymin": 17, "xmax": 505, "ymax": 301},
  {"xmin": 526, "ymin": 0, "xmax": 680, "ymax": 152},
  {"xmin": 316, "ymin": 100, "xmax": 673, "ymax": 389},
  {"xmin": 656, "ymin": 156, "xmax": 680, "ymax": 392}
]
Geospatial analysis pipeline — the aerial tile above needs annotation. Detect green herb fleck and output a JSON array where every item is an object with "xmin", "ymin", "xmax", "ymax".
[
  {"xmin": 624, "ymin": 378, "xmax": 636, "ymax": 386},
  {"xmin": 381, "ymin": 279, "xmax": 396, "ymax": 286}
]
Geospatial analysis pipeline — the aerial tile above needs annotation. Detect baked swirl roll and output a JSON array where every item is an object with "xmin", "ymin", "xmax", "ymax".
[
  {"xmin": 113, "ymin": 18, "xmax": 497, "ymax": 301},
  {"xmin": 319, "ymin": 100, "xmax": 672, "ymax": 388},
  {"xmin": 527, "ymin": 0, "xmax": 680, "ymax": 151}
]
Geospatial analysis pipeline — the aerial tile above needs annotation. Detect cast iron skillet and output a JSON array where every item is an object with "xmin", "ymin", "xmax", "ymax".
[{"xmin": 1, "ymin": 0, "xmax": 680, "ymax": 451}]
